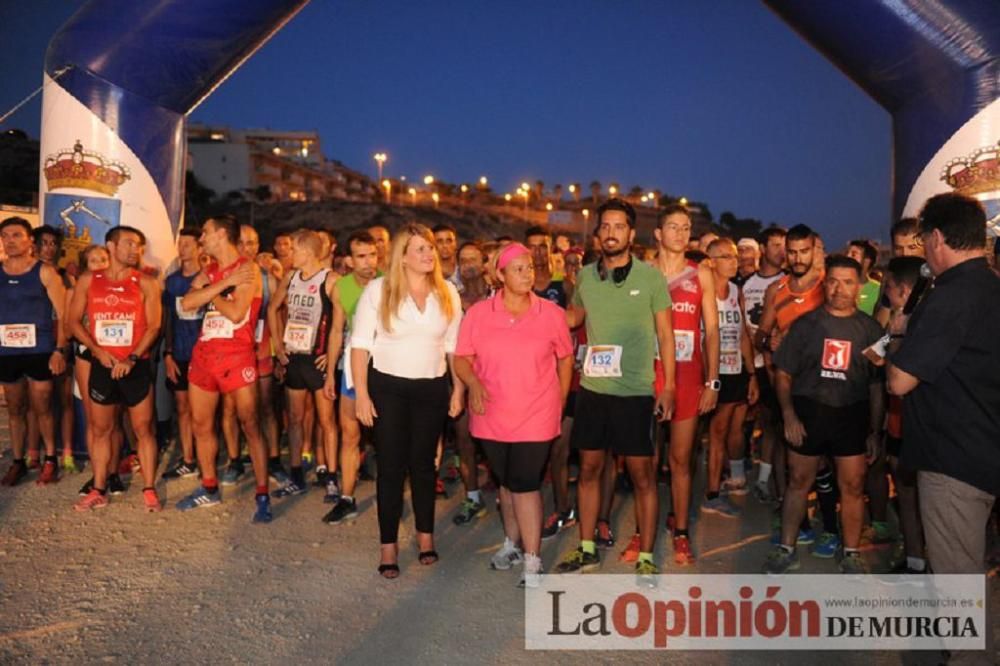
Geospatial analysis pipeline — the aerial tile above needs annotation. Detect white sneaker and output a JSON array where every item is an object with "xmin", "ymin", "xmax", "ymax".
[
  {"xmin": 519, "ymin": 553, "xmax": 544, "ymax": 588},
  {"xmin": 490, "ymin": 538, "xmax": 524, "ymax": 571}
]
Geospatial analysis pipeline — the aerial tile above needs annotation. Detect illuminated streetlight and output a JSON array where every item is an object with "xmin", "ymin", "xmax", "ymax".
[
  {"xmin": 545, "ymin": 202, "xmax": 553, "ymax": 211},
  {"xmin": 382, "ymin": 179, "xmax": 391, "ymax": 203},
  {"xmin": 568, "ymin": 184, "xmax": 576, "ymax": 194},
  {"xmin": 423, "ymin": 174, "xmax": 435, "ymax": 186},
  {"xmin": 582, "ymin": 208, "xmax": 589, "ymax": 218},
  {"xmin": 519, "ymin": 188, "xmax": 529, "ymax": 211},
  {"xmin": 431, "ymin": 192, "xmax": 440, "ymax": 207},
  {"xmin": 460, "ymin": 184, "xmax": 469, "ymax": 193},
  {"xmin": 679, "ymin": 196, "xmax": 688, "ymax": 206},
  {"xmin": 521, "ymin": 182, "xmax": 530, "ymax": 192},
  {"xmin": 609, "ymin": 185, "xmax": 618, "ymax": 196},
  {"xmin": 373, "ymin": 152, "xmax": 387, "ymax": 182},
  {"xmin": 504, "ymin": 193, "xmax": 512, "ymax": 202},
  {"xmin": 408, "ymin": 187, "xmax": 417, "ymax": 205},
  {"xmin": 479, "ymin": 176, "xmax": 488, "ymax": 187}
]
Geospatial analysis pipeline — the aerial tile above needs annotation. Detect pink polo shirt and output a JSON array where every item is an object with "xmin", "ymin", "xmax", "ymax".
[{"xmin": 456, "ymin": 291, "xmax": 574, "ymax": 443}]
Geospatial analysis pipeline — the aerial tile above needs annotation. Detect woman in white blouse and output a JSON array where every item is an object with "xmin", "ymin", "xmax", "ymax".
[{"xmin": 351, "ymin": 224, "xmax": 463, "ymax": 579}]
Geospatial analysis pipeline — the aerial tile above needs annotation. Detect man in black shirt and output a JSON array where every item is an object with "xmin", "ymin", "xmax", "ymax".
[
  {"xmin": 887, "ymin": 193, "xmax": 999, "ymax": 661},
  {"xmin": 764, "ymin": 255, "xmax": 884, "ymax": 575}
]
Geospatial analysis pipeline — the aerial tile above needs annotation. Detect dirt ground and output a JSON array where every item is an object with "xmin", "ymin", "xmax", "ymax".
[{"xmin": 0, "ymin": 404, "xmax": 997, "ymax": 664}]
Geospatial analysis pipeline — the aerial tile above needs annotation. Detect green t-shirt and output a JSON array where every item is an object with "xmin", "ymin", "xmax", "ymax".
[
  {"xmin": 339, "ymin": 271, "xmax": 382, "ymax": 331},
  {"xmin": 857, "ymin": 278, "xmax": 881, "ymax": 316},
  {"xmin": 572, "ymin": 259, "xmax": 672, "ymax": 397}
]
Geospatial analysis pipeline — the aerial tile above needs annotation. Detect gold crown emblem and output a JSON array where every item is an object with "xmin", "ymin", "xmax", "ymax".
[
  {"xmin": 941, "ymin": 141, "xmax": 1000, "ymax": 196},
  {"xmin": 44, "ymin": 140, "xmax": 131, "ymax": 196}
]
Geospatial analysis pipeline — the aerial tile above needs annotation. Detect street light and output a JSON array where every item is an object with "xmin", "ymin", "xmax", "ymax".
[
  {"xmin": 521, "ymin": 182, "xmax": 530, "ymax": 192},
  {"xmin": 408, "ymin": 187, "xmax": 417, "ymax": 205},
  {"xmin": 373, "ymin": 152, "xmax": 387, "ymax": 181},
  {"xmin": 382, "ymin": 179, "xmax": 391, "ymax": 203},
  {"xmin": 568, "ymin": 184, "xmax": 576, "ymax": 194},
  {"xmin": 431, "ymin": 192, "xmax": 440, "ymax": 207},
  {"xmin": 423, "ymin": 174, "xmax": 434, "ymax": 186},
  {"xmin": 504, "ymin": 193, "xmax": 512, "ymax": 202},
  {"xmin": 679, "ymin": 196, "xmax": 688, "ymax": 206},
  {"xmin": 519, "ymin": 188, "xmax": 529, "ymax": 211},
  {"xmin": 545, "ymin": 202, "xmax": 553, "ymax": 211},
  {"xmin": 479, "ymin": 176, "xmax": 488, "ymax": 187},
  {"xmin": 609, "ymin": 185, "xmax": 618, "ymax": 197},
  {"xmin": 460, "ymin": 184, "xmax": 469, "ymax": 193}
]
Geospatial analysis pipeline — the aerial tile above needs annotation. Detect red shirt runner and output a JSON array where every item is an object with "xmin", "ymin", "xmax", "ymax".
[{"xmin": 88, "ymin": 269, "xmax": 148, "ymax": 361}]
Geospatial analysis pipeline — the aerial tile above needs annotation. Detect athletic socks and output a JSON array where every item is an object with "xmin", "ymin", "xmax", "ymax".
[
  {"xmin": 256, "ymin": 485, "xmax": 268, "ymax": 497},
  {"xmin": 729, "ymin": 458, "xmax": 746, "ymax": 482},
  {"xmin": 581, "ymin": 540, "xmax": 596, "ymax": 555},
  {"xmin": 638, "ymin": 551, "xmax": 654, "ymax": 564},
  {"xmin": 467, "ymin": 489, "xmax": 482, "ymax": 504},
  {"xmin": 203, "ymin": 480, "xmax": 219, "ymax": 493},
  {"xmin": 758, "ymin": 462, "xmax": 773, "ymax": 485}
]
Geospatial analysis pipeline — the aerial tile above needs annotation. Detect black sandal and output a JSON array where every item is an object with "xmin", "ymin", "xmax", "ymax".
[
  {"xmin": 418, "ymin": 550, "xmax": 439, "ymax": 565},
  {"xmin": 377, "ymin": 563, "xmax": 400, "ymax": 579}
]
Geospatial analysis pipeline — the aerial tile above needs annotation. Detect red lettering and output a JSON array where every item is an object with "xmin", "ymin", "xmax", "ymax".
[
  {"xmin": 653, "ymin": 600, "xmax": 686, "ymax": 648},
  {"xmin": 612, "ymin": 593, "xmax": 651, "ymax": 641}
]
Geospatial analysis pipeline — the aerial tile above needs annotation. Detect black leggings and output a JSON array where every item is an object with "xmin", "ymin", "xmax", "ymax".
[
  {"xmin": 480, "ymin": 439, "xmax": 551, "ymax": 493},
  {"xmin": 369, "ymin": 367, "xmax": 449, "ymax": 544}
]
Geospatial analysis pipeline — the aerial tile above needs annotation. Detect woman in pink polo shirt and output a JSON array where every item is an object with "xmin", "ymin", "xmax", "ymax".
[{"xmin": 455, "ymin": 243, "xmax": 574, "ymax": 587}]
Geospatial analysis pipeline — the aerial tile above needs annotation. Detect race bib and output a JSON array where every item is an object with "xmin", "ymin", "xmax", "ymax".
[
  {"xmin": 175, "ymin": 297, "xmax": 201, "ymax": 321},
  {"xmin": 283, "ymin": 322, "xmax": 314, "ymax": 353},
  {"xmin": 720, "ymin": 350, "xmax": 742, "ymax": 375},
  {"xmin": 201, "ymin": 311, "xmax": 234, "ymax": 340},
  {"xmin": 583, "ymin": 345, "xmax": 623, "ymax": 378},
  {"xmin": 674, "ymin": 330, "xmax": 695, "ymax": 362},
  {"xmin": 95, "ymin": 319, "xmax": 134, "ymax": 347},
  {"xmin": 0, "ymin": 324, "xmax": 36, "ymax": 348},
  {"xmin": 255, "ymin": 318, "xmax": 265, "ymax": 344}
]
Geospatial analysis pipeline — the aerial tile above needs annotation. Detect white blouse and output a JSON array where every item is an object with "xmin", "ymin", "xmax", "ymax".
[{"xmin": 351, "ymin": 277, "xmax": 463, "ymax": 379}]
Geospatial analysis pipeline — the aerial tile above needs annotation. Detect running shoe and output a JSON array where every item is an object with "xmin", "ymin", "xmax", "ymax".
[
  {"xmin": 452, "ymin": 498, "xmax": 487, "ymax": 525},
  {"xmin": 619, "ymin": 533, "xmax": 641, "ymax": 563},
  {"xmin": 107, "ymin": 474, "xmax": 126, "ymax": 496},
  {"xmin": 1, "ymin": 460, "xmax": 27, "ymax": 487},
  {"xmin": 252, "ymin": 494, "xmax": 273, "ymax": 524},
  {"xmin": 490, "ymin": 539, "xmax": 524, "ymax": 571},
  {"xmin": 721, "ymin": 477, "xmax": 748, "ymax": 496},
  {"xmin": 889, "ymin": 560, "xmax": 927, "ymax": 575},
  {"xmin": 673, "ymin": 535, "xmax": 696, "ymax": 566},
  {"xmin": 162, "ymin": 460, "xmax": 199, "ymax": 480},
  {"xmin": 118, "ymin": 453, "xmax": 140, "ymax": 476},
  {"xmin": 554, "ymin": 547, "xmax": 600, "ymax": 573},
  {"xmin": 143, "ymin": 488, "xmax": 162, "ymax": 512},
  {"xmin": 762, "ymin": 546, "xmax": 800, "ymax": 574},
  {"xmin": 541, "ymin": 508, "xmax": 577, "ymax": 540},
  {"xmin": 322, "ymin": 497, "xmax": 358, "ymax": 524},
  {"xmin": 79, "ymin": 477, "xmax": 94, "ymax": 496},
  {"xmin": 36, "ymin": 460, "xmax": 59, "ymax": 485},
  {"xmin": 435, "ymin": 477, "xmax": 448, "ymax": 499},
  {"xmin": 271, "ymin": 480, "xmax": 308, "ymax": 498},
  {"xmin": 74, "ymin": 489, "xmax": 109, "ymax": 511},
  {"xmin": 635, "ymin": 560, "xmax": 659, "ymax": 588},
  {"xmin": 220, "ymin": 462, "xmax": 245, "ymax": 486},
  {"xmin": 811, "ymin": 532, "xmax": 840, "ymax": 559},
  {"xmin": 61, "ymin": 454, "xmax": 80, "ymax": 474},
  {"xmin": 839, "ymin": 551, "xmax": 869, "ymax": 575},
  {"xmin": 323, "ymin": 478, "xmax": 341, "ymax": 504},
  {"xmin": 176, "ymin": 486, "xmax": 222, "ymax": 511},
  {"xmin": 701, "ymin": 496, "xmax": 740, "ymax": 518},
  {"xmin": 518, "ymin": 553, "xmax": 544, "ymax": 589},
  {"xmin": 752, "ymin": 480, "xmax": 777, "ymax": 503},
  {"xmin": 594, "ymin": 520, "xmax": 615, "ymax": 549},
  {"xmin": 770, "ymin": 527, "xmax": 817, "ymax": 546}
]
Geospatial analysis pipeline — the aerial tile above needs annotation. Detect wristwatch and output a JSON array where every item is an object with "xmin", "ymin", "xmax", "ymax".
[
  {"xmin": 127, "ymin": 353, "xmax": 140, "ymax": 364},
  {"xmin": 705, "ymin": 379, "xmax": 721, "ymax": 391}
]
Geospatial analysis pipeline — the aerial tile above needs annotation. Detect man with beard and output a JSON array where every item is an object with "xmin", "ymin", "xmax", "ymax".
[{"xmin": 554, "ymin": 199, "xmax": 675, "ymax": 586}]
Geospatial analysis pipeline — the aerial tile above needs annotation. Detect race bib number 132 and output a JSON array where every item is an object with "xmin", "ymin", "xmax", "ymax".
[{"xmin": 583, "ymin": 345, "xmax": 623, "ymax": 378}]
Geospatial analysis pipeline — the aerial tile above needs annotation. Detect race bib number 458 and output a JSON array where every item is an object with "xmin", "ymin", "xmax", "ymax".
[
  {"xmin": 583, "ymin": 345, "xmax": 623, "ymax": 378},
  {"xmin": 0, "ymin": 324, "xmax": 37, "ymax": 348}
]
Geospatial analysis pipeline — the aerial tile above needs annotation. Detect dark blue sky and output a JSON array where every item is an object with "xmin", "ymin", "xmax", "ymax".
[{"xmin": 1, "ymin": 1, "xmax": 891, "ymax": 247}]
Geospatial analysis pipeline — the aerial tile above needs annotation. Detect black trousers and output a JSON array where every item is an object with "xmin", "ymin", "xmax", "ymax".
[{"xmin": 369, "ymin": 366, "xmax": 450, "ymax": 544}]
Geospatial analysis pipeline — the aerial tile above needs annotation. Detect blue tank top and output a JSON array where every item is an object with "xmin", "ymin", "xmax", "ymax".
[
  {"xmin": 0, "ymin": 261, "xmax": 55, "ymax": 355},
  {"xmin": 164, "ymin": 268, "xmax": 203, "ymax": 361}
]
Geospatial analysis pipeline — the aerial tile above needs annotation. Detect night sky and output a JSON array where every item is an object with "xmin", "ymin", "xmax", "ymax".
[{"xmin": 1, "ymin": 0, "xmax": 891, "ymax": 247}]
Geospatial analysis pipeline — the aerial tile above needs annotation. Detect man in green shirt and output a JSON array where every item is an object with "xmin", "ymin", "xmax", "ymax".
[
  {"xmin": 555, "ymin": 198, "xmax": 676, "ymax": 585},
  {"xmin": 847, "ymin": 239, "xmax": 881, "ymax": 316}
]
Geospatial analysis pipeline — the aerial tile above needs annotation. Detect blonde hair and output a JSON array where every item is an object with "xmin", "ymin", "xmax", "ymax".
[
  {"xmin": 379, "ymin": 223, "xmax": 455, "ymax": 331},
  {"xmin": 291, "ymin": 229, "xmax": 323, "ymax": 258}
]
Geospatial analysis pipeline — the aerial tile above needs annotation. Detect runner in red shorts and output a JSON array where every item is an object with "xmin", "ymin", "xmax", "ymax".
[
  {"xmin": 653, "ymin": 204, "xmax": 720, "ymax": 565},
  {"xmin": 176, "ymin": 215, "xmax": 272, "ymax": 523}
]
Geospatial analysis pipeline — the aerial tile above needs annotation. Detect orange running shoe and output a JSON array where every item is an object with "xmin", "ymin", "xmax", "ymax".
[
  {"xmin": 142, "ymin": 488, "xmax": 162, "ymax": 512},
  {"xmin": 74, "ymin": 489, "xmax": 109, "ymax": 512},
  {"xmin": 619, "ymin": 533, "xmax": 641, "ymax": 563},
  {"xmin": 673, "ymin": 535, "xmax": 696, "ymax": 566},
  {"xmin": 36, "ymin": 460, "xmax": 59, "ymax": 485}
]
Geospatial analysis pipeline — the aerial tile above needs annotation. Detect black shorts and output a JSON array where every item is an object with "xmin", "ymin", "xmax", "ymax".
[
  {"xmin": 885, "ymin": 434, "xmax": 902, "ymax": 459},
  {"xmin": 0, "ymin": 353, "xmax": 53, "ymax": 384},
  {"xmin": 76, "ymin": 343, "xmax": 93, "ymax": 363},
  {"xmin": 285, "ymin": 354, "xmax": 325, "ymax": 392},
  {"xmin": 571, "ymin": 387, "xmax": 655, "ymax": 457},
  {"xmin": 790, "ymin": 397, "xmax": 868, "ymax": 458},
  {"xmin": 89, "ymin": 358, "xmax": 153, "ymax": 408},
  {"xmin": 719, "ymin": 372, "xmax": 750, "ymax": 405},
  {"xmin": 480, "ymin": 439, "xmax": 551, "ymax": 493},
  {"xmin": 755, "ymin": 366, "xmax": 778, "ymax": 411},
  {"xmin": 165, "ymin": 359, "xmax": 190, "ymax": 392},
  {"xmin": 562, "ymin": 390, "xmax": 577, "ymax": 419}
]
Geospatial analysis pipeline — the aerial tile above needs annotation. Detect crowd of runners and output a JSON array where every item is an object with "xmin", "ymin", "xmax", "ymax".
[{"xmin": 1, "ymin": 192, "xmax": 998, "ymax": 592}]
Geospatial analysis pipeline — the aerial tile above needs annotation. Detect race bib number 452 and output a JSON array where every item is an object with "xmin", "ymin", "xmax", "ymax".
[
  {"xmin": 201, "ymin": 311, "xmax": 234, "ymax": 340},
  {"xmin": 0, "ymin": 324, "xmax": 37, "ymax": 348},
  {"xmin": 583, "ymin": 345, "xmax": 623, "ymax": 378}
]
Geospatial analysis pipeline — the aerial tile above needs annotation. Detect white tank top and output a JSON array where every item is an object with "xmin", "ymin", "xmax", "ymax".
[
  {"xmin": 741, "ymin": 270, "xmax": 784, "ymax": 368},
  {"xmin": 717, "ymin": 282, "xmax": 744, "ymax": 375}
]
